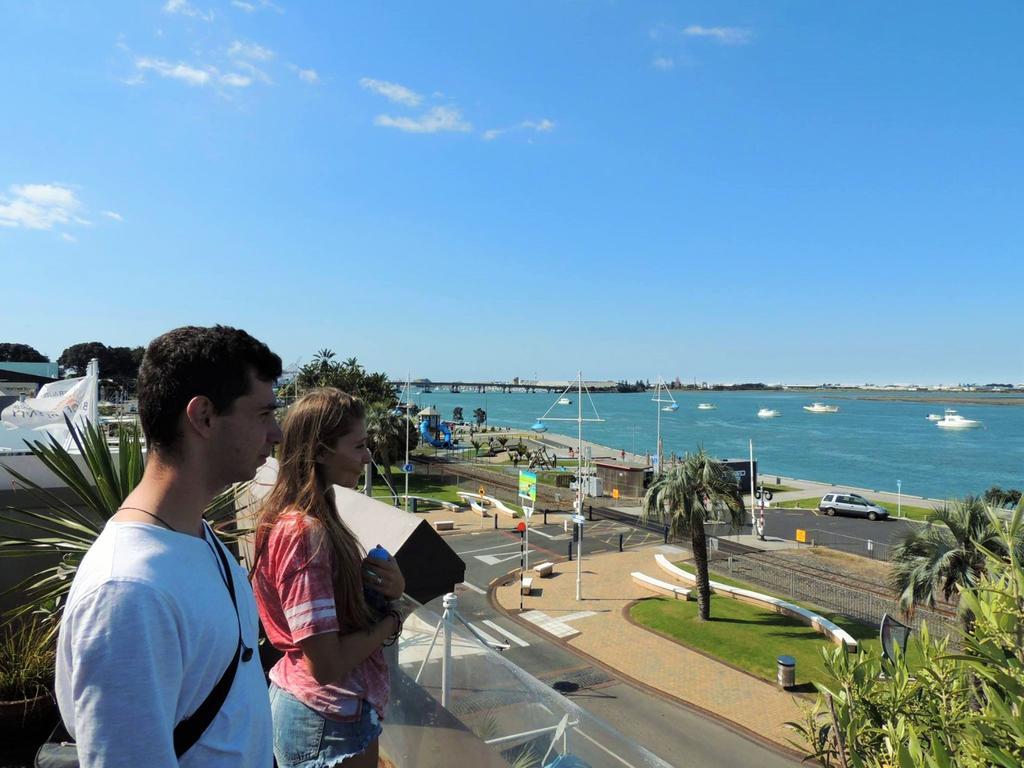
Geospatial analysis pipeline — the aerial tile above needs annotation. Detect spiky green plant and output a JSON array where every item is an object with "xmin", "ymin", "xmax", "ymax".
[
  {"xmin": 0, "ymin": 618, "xmax": 55, "ymax": 703},
  {"xmin": 0, "ymin": 417, "xmax": 246, "ymax": 639}
]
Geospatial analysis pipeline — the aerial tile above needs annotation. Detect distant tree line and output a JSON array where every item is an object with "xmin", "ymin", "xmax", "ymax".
[
  {"xmin": 1, "ymin": 341, "xmax": 145, "ymax": 391},
  {"xmin": 615, "ymin": 379, "xmax": 650, "ymax": 393},
  {"xmin": 292, "ymin": 349, "xmax": 417, "ymax": 490}
]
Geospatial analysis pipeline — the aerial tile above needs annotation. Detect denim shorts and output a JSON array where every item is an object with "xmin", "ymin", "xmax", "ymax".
[{"xmin": 269, "ymin": 684, "xmax": 382, "ymax": 768}]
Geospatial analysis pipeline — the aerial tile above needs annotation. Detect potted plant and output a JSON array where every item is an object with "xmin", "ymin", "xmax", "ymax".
[{"xmin": 0, "ymin": 618, "xmax": 57, "ymax": 761}]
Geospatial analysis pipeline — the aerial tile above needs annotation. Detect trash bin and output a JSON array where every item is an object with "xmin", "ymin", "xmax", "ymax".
[{"xmin": 777, "ymin": 655, "xmax": 796, "ymax": 689}]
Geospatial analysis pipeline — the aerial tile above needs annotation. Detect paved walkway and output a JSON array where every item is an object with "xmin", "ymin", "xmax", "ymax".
[{"xmin": 492, "ymin": 543, "xmax": 806, "ymax": 750}]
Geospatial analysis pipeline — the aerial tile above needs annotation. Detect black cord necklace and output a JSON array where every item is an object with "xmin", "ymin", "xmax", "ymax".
[
  {"xmin": 116, "ymin": 505, "xmax": 253, "ymax": 663},
  {"xmin": 117, "ymin": 506, "xmax": 180, "ymax": 533}
]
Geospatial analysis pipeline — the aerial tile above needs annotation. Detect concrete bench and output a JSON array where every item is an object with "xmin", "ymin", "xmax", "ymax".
[
  {"xmin": 533, "ymin": 562, "xmax": 554, "ymax": 577},
  {"xmin": 653, "ymin": 554, "xmax": 858, "ymax": 651},
  {"xmin": 631, "ymin": 572, "xmax": 692, "ymax": 600},
  {"xmin": 521, "ymin": 577, "xmax": 534, "ymax": 595},
  {"xmin": 434, "ymin": 520, "xmax": 455, "ymax": 531}
]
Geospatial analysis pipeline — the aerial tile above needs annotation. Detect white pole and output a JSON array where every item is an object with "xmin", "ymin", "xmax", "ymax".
[
  {"xmin": 655, "ymin": 378, "xmax": 662, "ymax": 476},
  {"xmin": 749, "ymin": 439, "xmax": 756, "ymax": 530},
  {"xmin": 897, "ymin": 480, "xmax": 902, "ymax": 519},
  {"xmin": 404, "ymin": 373, "xmax": 411, "ymax": 513},
  {"xmin": 441, "ymin": 592, "xmax": 455, "ymax": 708},
  {"xmin": 576, "ymin": 371, "xmax": 583, "ymax": 602}
]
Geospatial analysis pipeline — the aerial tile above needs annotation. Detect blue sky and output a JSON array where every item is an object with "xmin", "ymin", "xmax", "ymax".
[{"xmin": 2, "ymin": 1, "xmax": 1021, "ymax": 385}]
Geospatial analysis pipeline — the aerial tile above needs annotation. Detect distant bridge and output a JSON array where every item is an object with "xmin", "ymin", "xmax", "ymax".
[{"xmin": 407, "ymin": 380, "xmax": 620, "ymax": 394}]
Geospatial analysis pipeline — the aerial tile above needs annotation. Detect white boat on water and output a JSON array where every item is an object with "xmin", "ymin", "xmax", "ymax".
[
  {"xmin": 935, "ymin": 409, "xmax": 981, "ymax": 429},
  {"xmin": 697, "ymin": 403, "xmax": 717, "ymax": 410},
  {"xmin": 557, "ymin": 397, "xmax": 572, "ymax": 405},
  {"xmin": 926, "ymin": 413, "xmax": 943, "ymax": 421},
  {"xmin": 757, "ymin": 408, "xmax": 780, "ymax": 418},
  {"xmin": 803, "ymin": 402, "xmax": 840, "ymax": 413}
]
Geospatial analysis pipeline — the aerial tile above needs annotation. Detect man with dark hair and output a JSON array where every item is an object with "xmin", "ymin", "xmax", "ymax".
[{"xmin": 56, "ymin": 325, "xmax": 283, "ymax": 767}]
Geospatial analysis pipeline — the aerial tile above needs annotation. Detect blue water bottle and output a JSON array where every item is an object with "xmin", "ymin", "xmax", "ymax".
[{"xmin": 365, "ymin": 544, "xmax": 391, "ymax": 612}]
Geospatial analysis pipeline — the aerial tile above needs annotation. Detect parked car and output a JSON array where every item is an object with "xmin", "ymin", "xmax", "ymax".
[{"xmin": 819, "ymin": 492, "xmax": 889, "ymax": 521}]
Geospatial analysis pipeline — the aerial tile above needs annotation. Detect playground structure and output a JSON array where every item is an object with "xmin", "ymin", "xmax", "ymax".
[{"xmin": 418, "ymin": 405, "xmax": 457, "ymax": 449}]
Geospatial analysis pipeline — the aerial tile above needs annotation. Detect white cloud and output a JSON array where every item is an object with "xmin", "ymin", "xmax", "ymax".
[
  {"xmin": 162, "ymin": 0, "xmax": 214, "ymax": 22},
  {"xmin": 220, "ymin": 72, "xmax": 252, "ymax": 87},
  {"xmin": 61, "ymin": 233, "xmax": 77, "ymax": 243},
  {"xmin": 0, "ymin": 183, "xmax": 82, "ymax": 230},
  {"xmin": 483, "ymin": 118, "xmax": 555, "ymax": 141},
  {"xmin": 374, "ymin": 106, "xmax": 471, "ymax": 134},
  {"xmin": 101, "ymin": 210, "xmax": 123, "ymax": 222},
  {"xmin": 683, "ymin": 25, "xmax": 752, "ymax": 45},
  {"xmin": 298, "ymin": 68, "xmax": 318, "ymax": 83},
  {"xmin": 231, "ymin": 0, "xmax": 282, "ymax": 12},
  {"xmin": 228, "ymin": 40, "xmax": 275, "ymax": 61},
  {"xmin": 652, "ymin": 56, "xmax": 675, "ymax": 70},
  {"xmin": 359, "ymin": 77, "xmax": 422, "ymax": 106},
  {"xmin": 136, "ymin": 56, "xmax": 212, "ymax": 85}
]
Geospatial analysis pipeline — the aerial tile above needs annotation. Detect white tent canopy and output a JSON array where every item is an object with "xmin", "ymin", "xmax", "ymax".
[{"xmin": 0, "ymin": 360, "xmax": 99, "ymax": 454}]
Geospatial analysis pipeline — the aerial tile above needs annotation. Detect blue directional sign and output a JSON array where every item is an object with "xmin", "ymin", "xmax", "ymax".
[{"xmin": 403, "ymin": 462, "xmax": 414, "ymax": 473}]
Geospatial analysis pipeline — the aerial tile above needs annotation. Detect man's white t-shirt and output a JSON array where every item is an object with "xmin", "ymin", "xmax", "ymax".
[{"xmin": 55, "ymin": 521, "xmax": 273, "ymax": 767}]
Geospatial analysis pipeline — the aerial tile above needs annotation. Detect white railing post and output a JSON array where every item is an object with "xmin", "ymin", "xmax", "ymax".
[{"xmin": 441, "ymin": 591, "xmax": 456, "ymax": 708}]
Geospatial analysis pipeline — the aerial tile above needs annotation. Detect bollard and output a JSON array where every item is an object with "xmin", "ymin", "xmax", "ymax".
[
  {"xmin": 543, "ymin": 509, "xmax": 548, "ymax": 525},
  {"xmin": 664, "ymin": 525, "xmax": 670, "ymax": 544},
  {"xmin": 588, "ymin": 504, "xmax": 593, "ymax": 521},
  {"xmin": 493, "ymin": 515, "xmax": 498, "ymax": 530},
  {"xmin": 618, "ymin": 533, "xmax": 623, "ymax": 552},
  {"xmin": 411, "ymin": 497, "xmax": 418, "ymax": 514},
  {"xmin": 568, "ymin": 541, "xmax": 573, "ymax": 561}
]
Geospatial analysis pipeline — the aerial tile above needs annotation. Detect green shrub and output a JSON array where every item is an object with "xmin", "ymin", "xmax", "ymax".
[{"xmin": 789, "ymin": 503, "xmax": 1024, "ymax": 766}]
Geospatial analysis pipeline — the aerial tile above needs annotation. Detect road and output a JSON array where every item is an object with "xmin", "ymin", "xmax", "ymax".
[{"xmin": 422, "ymin": 523, "xmax": 802, "ymax": 768}]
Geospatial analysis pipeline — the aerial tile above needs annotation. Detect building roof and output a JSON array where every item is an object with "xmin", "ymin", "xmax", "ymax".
[
  {"xmin": 594, "ymin": 459, "xmax": 650, "ymax": 471},
  {"xmin": 0, "ymin": 366, "xmax": 58, "ymax": 385}
]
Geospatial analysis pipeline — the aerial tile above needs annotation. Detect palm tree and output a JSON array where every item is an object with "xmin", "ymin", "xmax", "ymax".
[
  {"xmin": 473, "ymin": 408, "xmax": 487, "ymax": 426},
  {"xmin": 891, "ymin": 495, "xmax": 1024, "ymax": 627},
  {"xmin": 641, "ymin": 448, "xmax": 745, "ymax": 621},
  {"xmin": 364, "ymin": 403, "xmax": 417, "ymax": 492}
]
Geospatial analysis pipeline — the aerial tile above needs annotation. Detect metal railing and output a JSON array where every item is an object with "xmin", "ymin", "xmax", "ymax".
[
  {"xmin": 803, "ymin": 528, "xmax": 895, "ymax": 562},
  {"xmin": 715, "ymin": 553, "xmax": 960, "ymax": 644}
]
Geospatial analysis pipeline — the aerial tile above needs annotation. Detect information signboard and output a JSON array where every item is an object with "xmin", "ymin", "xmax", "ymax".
[{"xmin": 518, "ymin": 470, "xmax": 538, "ymax": 503}]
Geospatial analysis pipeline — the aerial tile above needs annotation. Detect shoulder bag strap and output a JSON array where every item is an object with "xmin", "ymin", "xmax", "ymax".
[{"xmin": 172, "ymin": 525, "xmax": 244, "ymax": 758}]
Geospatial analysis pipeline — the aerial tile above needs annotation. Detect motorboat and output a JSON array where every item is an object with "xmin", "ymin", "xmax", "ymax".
[
  {"xmin": 662, "ymin": 403, "xmax": 679, "ymax": 412},
  {"xmin": 926, "ymin": 413, "xmax": 943, "ymax": 421},
  {"xmin": 935, "ymin": 409, "xmax": 981, "ymax": 429},
  {"xmin": 697, "ymin": 403, "xmax": 717, "ymax": 410},
  {"xmin": 803, "ymin": 402, "xmax": 839, "ymax": 413},
  {"xmin": 757, "ymin": 408, "xmax": 780, "ymax": 418},
  {"xmin": 557, "ymin": 397, "xmax": 572, "ymax": 405}
]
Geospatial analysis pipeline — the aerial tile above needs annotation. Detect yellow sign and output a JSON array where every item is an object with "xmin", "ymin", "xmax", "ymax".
[
  {"xmin": 612, "ymin": 488, "xmax": 620, "ymax": 500},
  {"xmin": 478, "ymin": 486, "xmax": 486, "ymax": 496},
  {"xmin": 795, "ymin": 529, "xmax": 806, "ymax": 543}
]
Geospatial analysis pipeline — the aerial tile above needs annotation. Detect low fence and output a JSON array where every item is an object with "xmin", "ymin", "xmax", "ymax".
[
  {"xmin": 803, "ymin": 528, "xmax": 895, "ymax": 563},
  {"xmin": 714, "ymin": 552, "xmax": 960, "ymax": 644}
]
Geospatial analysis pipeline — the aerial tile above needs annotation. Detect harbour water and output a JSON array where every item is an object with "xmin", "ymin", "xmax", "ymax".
[{"xmin": 413, "ymin": 390, "xmax": 1022, "ymax": 500}]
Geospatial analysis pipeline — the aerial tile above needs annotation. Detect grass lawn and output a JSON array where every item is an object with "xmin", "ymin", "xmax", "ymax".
[
  {"xmin": 370, "ymin": 470, "xmax": 465, "ymax": 505},
  {"xmin": 630, "ymin": 595, "xmax": 884, "ymax": 689},
  {"xmin": 776, "ymin": 496, "xmax": 935, "ymax": 521}
]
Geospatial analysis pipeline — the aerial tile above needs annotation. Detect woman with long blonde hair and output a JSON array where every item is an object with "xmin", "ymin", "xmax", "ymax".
[{"xmin": 252, "ymin": 389, "xmax": 405, "ymax": 768}]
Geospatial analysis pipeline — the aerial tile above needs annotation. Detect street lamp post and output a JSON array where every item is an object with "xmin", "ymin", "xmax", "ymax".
[{"xmin": 897, "ymin": 480, "xmax": 902, "ymax": 519}]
